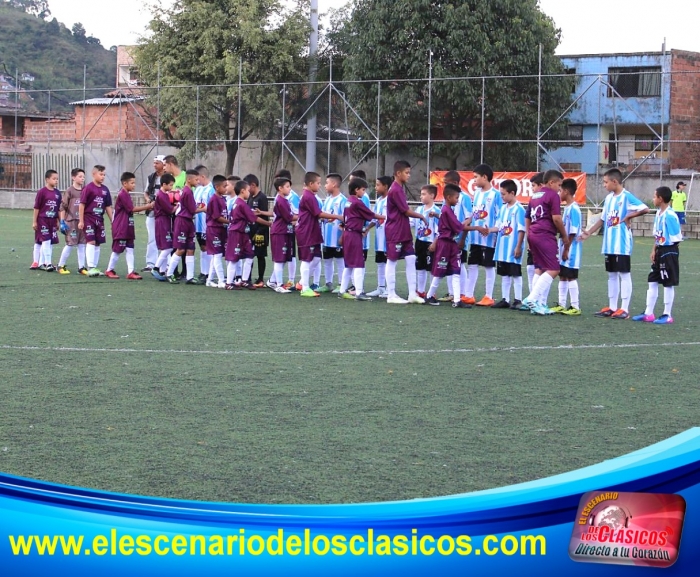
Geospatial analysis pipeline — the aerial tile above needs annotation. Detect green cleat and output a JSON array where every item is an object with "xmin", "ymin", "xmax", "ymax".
[
  {"xmin": 167, "ymin": 275, "xmax": 180, "ymax": 284},
  {"xmin": 87, "ymin": 267, "xmax": 102, "ymax": 277},
  {"xmin": 300, "ymin": 288, "xmax": 320, "ymax": 297},
  {"xmin": 339, "ymin": 292, "xmax": 355, "ymax": 300},
  {"xmin": 549, "ymin": 305, "xmax": 566, "ymax": 314}
]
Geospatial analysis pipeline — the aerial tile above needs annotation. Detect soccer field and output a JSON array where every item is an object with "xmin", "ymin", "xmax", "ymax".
[{"xmin": 0, "ymin": 208, "xmax": 698, "ymax": 505}]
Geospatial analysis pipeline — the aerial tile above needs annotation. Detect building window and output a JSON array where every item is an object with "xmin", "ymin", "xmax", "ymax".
[
  {"xmin": 565, "ymin": 68, "xmax": 577, "ymax": 94},
  {"xmin": 635, "ymin": 134, "xmax": 659, "ymax": 152},
  {"xmin": 608, "ymin": 67, "xmax": 662, "ymax": 97},
  {"xmin": 567, "ymin": 124, "xmax": 583, "ymax": 148}
]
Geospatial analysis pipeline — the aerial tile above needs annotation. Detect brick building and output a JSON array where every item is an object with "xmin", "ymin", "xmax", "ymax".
[{"xmin": 668, "ymin": 50, "xmax": 700, "ymax": 172}]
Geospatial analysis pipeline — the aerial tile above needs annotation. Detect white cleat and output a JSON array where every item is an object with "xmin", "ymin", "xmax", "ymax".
[
  {"xmin": 274, "ymin": 286, "xmax": 291, "ymax": 293},
  {"xmin": 387, "ymin": 295, "xmax": 409, "ymax": 304},
  {"xmin": 206, "ymin": 280, "xmax": 218, "ymax": 288},
  {"xmin": 217, "ymin": 282, "xmax": 226, "ymax": 289},
  {"xmin": 408, "ymin": 294, "xmax": 425, "ymax": 305},
  {"xmin": 366, "ymin": 288, "xmax": 383, "ymax": 297}
]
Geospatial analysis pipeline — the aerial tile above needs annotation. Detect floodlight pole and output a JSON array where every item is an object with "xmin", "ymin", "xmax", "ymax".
[{"xmin": 305, "ymin": 0, "xmax": 319, "ymax": 171}]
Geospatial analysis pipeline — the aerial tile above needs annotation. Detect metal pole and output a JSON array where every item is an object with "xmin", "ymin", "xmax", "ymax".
[
  {"xmin": 13, "ymin": 69, "xmax": 19, "ymax": 192},
  {"xmin": 305, "ymin": 0, "xmax": 318, "ymax": 171},
  {"xmin": 660, "ymin": 40, "xmax": 667, "ymax": 184},
  {"xmin": 536, "ymin": 43, "xmax": 542, "ymax": 172},
  {"xmin": 236, "ymin": 57, "xmax": 242, "ymax": 175},
  {"xmin": 82, "ymin": 65, "xmax": 87, "ymax": 167},
  {"xmin": 47, "ymin": 90, "xmax": 52, "ymax": 163},
  {"xmin": 195, "ymin": 85, "xmax": 200, "ymax": 164},
  {"xmin": 156, "ymin": 64, "xmax": 161, "ymax": 153},
  {"xmin": 281, "ymin": 83, "xmax": 286, "ymax": 167},
  {"xmin": 596, "ymin": 75, "xmax": 602, "ymax": 198},
  {"xmin": 327, "ymin": 55, "xmax": 332, "ymax": 172},
  {"xmin": 376, "ymin": 81, "xmax": 381, "ymax": 179},
  {"xmin": 118, "ymin": 91, "xmax": 123, "ymax": 177},
  {"xmin": 426, "ymin": 50, "xmax": 432, "ymax": 183},
  {"xmin": 480, "ymin": 76, "xmax": 485, "ymax": 164}
]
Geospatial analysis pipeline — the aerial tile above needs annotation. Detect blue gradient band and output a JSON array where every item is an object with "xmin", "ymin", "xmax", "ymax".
[{"xmin": 2, "ymin": 428, "xmax": 699, "ymax": 575}]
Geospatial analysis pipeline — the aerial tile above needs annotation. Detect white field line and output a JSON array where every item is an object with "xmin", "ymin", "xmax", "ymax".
[{"xmin": 2, "ymin": 342, "xmax": 700, "ymax": 357}]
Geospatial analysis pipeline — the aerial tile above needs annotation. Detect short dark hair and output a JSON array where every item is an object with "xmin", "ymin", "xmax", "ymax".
[
  {"xmin": 235, "ymin": 180, "xmax": 249, "ymax": 195},
  {"xmin": 163, "ymin": 155, "xmax": 178, "ymax": 167},
  {"xmin": 212, "ymin": 174, "xmax": 227, "ymax": 187},
  {"xmin": 227, "ymin": 175, "xmax": 241, "ymax": 182},
  {"xmin": 655, "ymin": 186, "xmax": 673, "ymax": 204},
  {"xmin": 243, "ymin": 174, "xmax": 260, "ymax": 187},
  {"xmin": 603, "ymin": 168, "xmax": 623, "ymax": 183},
  {"xmin": 530, "ymin": 172, "xmax": 544, "ymax": 185},
  {"xmin": 326, "ymin": 173, "xmax": 342, "ymax": 186},
  {"xmin": 499, "ymin": 179, "xmax": 518, "ymax": 195},
  {"xmin": 304, "ymin": 171, "xmax": 321, "ymax": 185},
  {"xmin": 543, "ymin": 169, "xmax": 564, "ymax": 183},
  {"xmin": 393, "ymin": 160, "xmax": 411, "ymax": 174},
  {"xmin": 473, "ymin": 163, "xmax": 494, "ymax": 181},
  {"xmin": 70, "ymin": 168, "xmax": 85, "ymax": 178},
  {"xmin": 348, "ymin": 178, "xmax": 369, "ymax": 195},
  {"xmin": 421, "ymin": 184, "xmax": 438, "ymax": 197},
  {"xmin": 676, "ymin": 181, "xmax": 686, "ymax": 188},
  {"xmin": 185, "ymin": 169, "xmax": 200, "ymax": 177},
  {"xmin": 120, "ymin": 171, "xmax": 136, "ymax": 183},
  {"xmin": 561, "ymin": 178, "xmax": 577, "ymax": 195},
  {"xmin": 350, "ymin": 169, "xmax": 367, "ymax": 181},
  {"xmin": 44, "ymin": 169, "xmax": 57, "ymax": 179},
  {"xmin": 93, "ymin": 165, "xmax": 106, "ymax": 173},
  {"xmin": 274, "ymin": 177, "xmax": 291, "ymax": 192},
  {"xmin": 275, "ymin": 169, "xmax": 292, "ymax": 180},
  {"xmin": 160, "ymin": 173, "xmax": 175, "ymax": 185},
  {"xmin": 194, "ymin": 165, "xmax": 209, "ymax": 177},
  {"xmin": 376, "ymin": 176, "xmax": 393, "ymax": 188},
  {"xmin": 443, "ymin": 183, "xmax": 461, "ymax": 198},
  {"xmin": 444, "ymin": 170, "xmax": 461, "ymax": 184}
]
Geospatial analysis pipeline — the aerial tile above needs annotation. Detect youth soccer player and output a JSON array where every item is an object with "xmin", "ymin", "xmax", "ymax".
[
  {"xmin": 489, "ymin": 179, "xmax": 525, "ymax": 309},
  {"xmin": 672, "ymin": 181, "xmax": 687, "ymax": 228},
  {"xmin": 349, "ymin": 170, "xmax": 372, "ymax": 263},
  {"xmin": 526, "ymin": 172, "xmax": 544, "ymax": 292},
  {"xmin": 412, "ymin": 184, "xmax": 441, "ymax": 298},
  {"xmin": 338, "ymin": 178, "xmax": 385, "ymax": 301},
  {"xmin": 632, "ymin": 186, "xmax": 682, "ymax": 325},
  {"xmin": 579, "ymin": 168, "xmax": 648, "ymax": 319},
  {"xmin": 366, "ymin": 176, "xmax": 392, "ymax": 298},
  {"xmin": 463, "ymin": 163, "xmax": 503, "ymax": 306},
  {"xmin": 296, "ymin": 172, "xmax": 343, "ymax": 297},
  {"xmin": 57, "ymin": 168, "xmax": 87, "ymax": 275},
  {"xmin": 152, "ymin": 174, "xmax": 177, "ymax": 280},
  {"xmin": 551, "ymin": 178, "xmax": 583, "ymax": 315},
  {"xmin": 244, "ymin": 174, "xmax": 269, "ymax": 288},
  {"xmin": 105, "ymin": 172, "xmax": 154, "ymax": 279},
  {"xmin": 205, "ymin": 175, "xmax": 229, "ymax": 288},
  {"xmin": 32, "ymin": 169, "xmax": 61, "ymax": 272},
  {"xmin": 79, "ymin": 165, "xmax": 113, "ymax": 277},
  {"xmin": 424, "ymin": 184, "xmax": 468, "ymax": 308},
  {"xmin": 275, "ymin": 169, "xmax": 299, "ymax": 289},
  {"xmin": 442, "ymin": 170, "xmax": 473, "ymax": 301},
  {"xmin": 522, "ymin": 170, "xmax": 570, "ymax": 316},
  {"xmin": 385, "ymin": 160, "xmax": 428, "ymax": 304},
  {"xmin": 320, "ymin": 173, "xmax": 348, "ymax": 292},
  {"xmin": 165, "ymin": 169, "xmax": 206, "ymax": 284},
  {"xmin": 269, "ymin": 176, "xmax": 297, "ymax": 293},
  {"xmin": 194, "ymin": 165, "xmax": 215, "ymax": 281}
]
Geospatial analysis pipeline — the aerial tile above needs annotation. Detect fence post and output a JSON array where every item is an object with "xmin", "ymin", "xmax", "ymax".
[{"xmin": 426, "ymin": 50, "xmax": 433, "ymax": 183}]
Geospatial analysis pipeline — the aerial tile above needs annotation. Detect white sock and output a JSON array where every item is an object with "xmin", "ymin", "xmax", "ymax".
[
  {"xmin": 460, "ymin": 263, "xmax": 468, "ymax": 297},
  {"xmin": 288, "ymin": 258, "xmax": 297, "ymax": 283},
  {"xmin": 450, "ymin": 274, "xmax": 461, "ymax": 304},
  {"xmin": 209, "ymin": 254, "xmax": 223, "ymax": 282},
  {"xmin": 569, "ymin": 280, "xmax": 579, "ymax": 309},
  {"xmin": 156, "ymin": 250, "xmax": 170, "ymax": 272},
  {"xmin": 534, "ymin": 273, "xmax": 554, "ymax": 304},
  {"xmin": 427, "ymin": 276, "xmax": 440, "ymax": 299},
  {"xmin": 501, "ymin": 276, "xmax": 512, "ymax": 301},
  {"xmin": 86, "ymin": 244, "xmax": 96, "ymax": 268},
  {"xmin": 466, "ymin": 264, "xmax": 479, "ymax": 298},
  {"xmin": 167, "ymin": 254, "xmax": 181, "ymax": 277},
  {"xmin": 620, "ymin": 272, "xmax": 632, "ymax": 312},
  {"xmin": 107, "ymin": 252, "xmax": 119, "ymax": 272},
  {"xmin": 126, "ymin": 248, "xmax": 135, "ymax": 274},
  {"xmin": 353, "ymin": 267, "xmax": 365, "ymax": 295},
  {"xmin": 340, "ymin": 268, "xmax": 352, "ymax": 294},
  {"xmin": 533, "ymin": 273, "xmax": 541, "ymax": 294},
  {"xmin": 387, "ymin": 259, "xmax": 398, "ymax": 297},
  {"xmin": 663, "ymin": 286, "xmax": 675, "ymax": 316},
  {"xmin": 377, "ymin": 262, "xmax": 386, "ymax": 289},
  {"xmin": 324, "ymin": 258, "xmax": 334, "ymax": 285},
  {"xmin": 58, "ymin": 245, "xmax": 72, "ymax": 267},
  {"xmin": 300, "ymin": 260, "xmax": 311, "ymax": 290},
  {"xmin": 527, "ymin": 264, "xmax": 535, "ymax": 293},
  {"xmin": 185, "ymin": 255, "xmax": 195, "ymax": 280},
  {"xmin": 417, "ymin": 270, "xmax": 427, "ymax": 294},
  {"xmin": 334, "ymin": 257, "xmax": 345, "ymax": 286},
  {"xmin": 235, "ymin": 261, "xmax": 243, "ymax": 278},
  {"xmin": 514, "ymin": 276, "xmax": 523, "ymax": 301},
  {"xmin": 77, "ymin": 244, "xmax": 86, "ymax": 269},
  {"xmin": 484, "ymin": 267, "xmax": 496, "ymax": 298},
  {"xmin": 242, "ymin": 258, "xmax": 253, "ymax": 282},
  {"xmin": 645, "ymin": 283, "xmax": 659, "ymax": 316},
  {"xmin": 558, "ymin": 280, "xmax": 569, "ymax": 307},
  {"xmin": 227, "ymin": 262, "xmax": 236, "ymax": 284},
  {"xmin": 200, "ymin": 252, "xmax": 211, "ymax": 276},
  {"xmin": 41, "ymin": 240, "xmax": 52, "ymax": 265},
  {"xmin": 33, "ymin": 243, "xmax": 41, "ymax": 264},
  {"xmin": 313, "ymin": 257, "xmax": 322, "ymax": 285},
  {"xmin": 271, "ymin": 262, "xmax": 283, "ymax": 285},
  {"xmin": 608, "ymin": 272, "xmax": 620, "ymax": 310},
  {"xmin": 94, "ymin": 246, "xmax": 101, "ymax": 268},
  {"xmin": 405, "ymin": 254, "xmax": 418, "ymax": 297}
]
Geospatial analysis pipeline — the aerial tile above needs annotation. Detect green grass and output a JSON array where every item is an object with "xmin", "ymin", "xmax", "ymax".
[{"xmin": 0, "ymin": 208, "xmax": 698, "ymax": 504}]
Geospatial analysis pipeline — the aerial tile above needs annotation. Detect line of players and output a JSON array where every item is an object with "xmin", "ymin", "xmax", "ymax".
[{"xmin": 30, "ymin": 160, "xmax": 682, "ymax": 322}]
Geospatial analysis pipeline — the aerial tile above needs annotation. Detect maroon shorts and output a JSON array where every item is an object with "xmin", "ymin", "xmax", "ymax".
[
  {"xmin": 431, "ymin": 240, "xmax": 461, "ymax": 278},
  {"xmin": 271, "ymin": 234, "xmax": 294, "ymax": 263},
  {"xmin": 226, "ymin": 231, "xmax": 254, "ymax": 262},
  {"xmin": 35, "ymin": 217, "xmax": 59, "ymax": 244},
  {"xmin": 298, "ymin": 244, "xmax": 322, "ymax": 263},
  {"xmin": 206, "ymin": 229, "xmax": 226, "ymax": 255},
  {"xmin": 84, "ymin": 219, "xmax": 106, "ymax": 246},
  {"xmin": 112, "ymin": 239, "xmax": 135, "ymax": 254},
  {"xmin": 173, "ymin": 218, "xmax": 196, "ymax": 251},
  {"xmin": 528, "ymin": 233, "xmax": 560, "ymax": 272},
  {"xmin": 386, "ymin": 239, "xmax": 415, "ymax": 261}
]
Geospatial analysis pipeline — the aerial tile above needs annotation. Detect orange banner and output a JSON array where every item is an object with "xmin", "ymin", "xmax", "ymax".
[{"xmin": 429, "ymin": 171, "xmax": 587, "ymax": 205}]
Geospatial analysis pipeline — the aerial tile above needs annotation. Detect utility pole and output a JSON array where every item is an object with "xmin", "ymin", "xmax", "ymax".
[{"xmin": 305, "ymin": 0, "xmax": 319, "ymax": 171}]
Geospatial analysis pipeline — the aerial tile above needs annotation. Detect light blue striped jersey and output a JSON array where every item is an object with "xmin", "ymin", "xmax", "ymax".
[
  {"xmin": 494, "ymin": 202, "xmax": 526, "ymax": 264},
  {"xmin": 374, "ymin": 196, "xmax": 388, "ymax": 252},
  {"xmin": 452, "ymin": 191, "xmax": 473, "ymax": 224},
  {"xmin": 194, "ymin": 183, "xmax": 214, "ymax": 233},
  {"xmin": 322, "ymin": 193, "xmax": 347, "ymax": 248},
  {"xmin": 315, "ymin": 194, "xmax": 324, "ymax": 209},
  {"xmin": 601, "ymin": 189, "xmax": 646, "ymax": 256},
  {"xmin": 560, "ymin": 202, "xmax": 582, "ymax": 269},
  {"xmin": 226, "ymin": 195, "xmax": 236, "ymax": 214},
  {"xmin": 361, "ymin": 194, "xmax": 372, "ymax": 250},
  {"xmin": 288, "ymin": 189, "xmax": 301, "ymax": 215},
  {"xmin": 467, "ymin": 187, "xmax": 503, "ymax": 248},
  {"xmin": 653, "ymin": 207, "xmax": 683, "ymax": 246},
  {"xmin": 412, "ymin": 204, "xmax": 441, "ymax": 243}
]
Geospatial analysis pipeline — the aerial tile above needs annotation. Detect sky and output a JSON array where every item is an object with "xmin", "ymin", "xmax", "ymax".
[{"xmin": 47, "ymin": 0, "xmax": 700, "ymax": 55}]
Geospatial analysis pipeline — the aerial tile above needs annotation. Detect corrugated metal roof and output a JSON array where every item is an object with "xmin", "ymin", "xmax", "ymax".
[{"xmin": 69, "ymin": 97, "xmax": 146, "ymax": 106}]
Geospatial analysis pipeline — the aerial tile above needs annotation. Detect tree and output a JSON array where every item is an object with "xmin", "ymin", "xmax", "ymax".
[
  {"xmin": 331, "ymin": 0, "xmax": 572, "ymax": 171},
  {"xmin": 71, "ymin": 22, "xmax": 86, "ymax": 41},
  {"xmin": 134, "ymin": 0, "xmax": 310, "ymax": 175},
  {"xmin": 6, "ymin": 0, "xmax": 50, "ymax": 18}
]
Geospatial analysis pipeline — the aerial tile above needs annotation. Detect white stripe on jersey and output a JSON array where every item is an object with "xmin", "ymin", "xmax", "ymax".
[
  {"xmin": 412, "ymin": 204, "xmax": 441, "ymax": 243},
  {"xmin": 288, "ymin": 190, "xmax": 301, "ymax": 215},
  {"xmin": 194, "ymin": 184, "xmax": 214, "ymax": 233},
  {"xmin": 494, "ymin": 203, "xmax": 525, "ymax": 264},
  {"xmin": 560, "ymin": 202, "xmax": 582, "ymax": 269},
  {"xmin": 601, "ymin": 189, "xmax": 646, "ymax": 256},
  {"xmin": 374, "ymin": 196, "xmax": 388, "ymax": 252},
  {"xmin": 653, "ymin": 207, "xmax": 683, "ymax": 246},
  {"xmin": 322, "ymin": 194, "xmax": 347, "ymax": 247},
  {"xmin": 467, "ymin": 188, "xmax": 503, "ymax": 248}
]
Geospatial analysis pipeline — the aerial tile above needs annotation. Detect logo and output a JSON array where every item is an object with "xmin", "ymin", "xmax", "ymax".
[
  {"xmin": 212, "ymin": 237, "xmax": 222, "ymax": 248},
  {"xmin": 436, "ymin": 257, "xmax": 447, "ymax": 270},
  {"xmin": 178, "ymin": 232, "xmax": 186, "ymax": 242},
  {"xmin": 569, "ymin": 491, "xmax": 685, "ymax": 568},
  {"xmin": 531, "ymin": 205, "xmax": 544, "ymax": 223},
  {"xmin": 474, "ymin": 204, "xmax": 488, "ymax": 220},
  {"xmin": 282, "ymin": 246, "xmax": 288, "ymax": 254},
  {"xmin": 653, "ymin": 230, "xmax": 666, "ymax": 244},
  {"xmin": 500, "ymin": 219, "xmax": 513, "ymax": 236},
  {"xmin": 395, "ymin": 243, "xmax": 403, "ymax": 252},
  {"xmin": 607, "ymin": 210, "xmax": 621, "ymax": 227}
]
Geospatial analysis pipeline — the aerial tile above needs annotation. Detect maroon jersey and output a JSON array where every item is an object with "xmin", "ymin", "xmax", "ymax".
[
  {"xmin": 296, "ymin": 189, "xmax": 323, "ymax": 247},
  {"xmin": 438, "ymin": 203, "xmax": 463, "ymax": 240},
  {"xmin": 34, "ymin": 187, "xmax": 61, "ymax": 220},
  {"xmin": 271, "ymin": 195, "xmax": 295, "ymax": 236},
  {"xmin": 344, "ymin": 195, "xmax": 375, "ymax": 233},
  {"xmin": 81, "ymin": 182, "xmax": 112, "ymax": 221},
  {"xmin": 386, "ymin": 181, "xmax": 412, "ymax": 243},
  {"xmin": 526, "ymin": 186, "xmax": 561, "ymax": 237},
  {"xmin": 206, "ymin": 194, "xmax": 228, "ymax": 234},
  {"xmin": 60, "ymin": 186, "xmax": 82, "ymax": 222},
  {"xmin": 176, "ymin": 185, "xmax": 197, "ymax": 220},
  {"xmin": 112, "ymin": 189, "xmax": 135, "ymax": 241},
  {"xmin": 228, "ymin": 196, "xmax": 258, "ymax": 233}
]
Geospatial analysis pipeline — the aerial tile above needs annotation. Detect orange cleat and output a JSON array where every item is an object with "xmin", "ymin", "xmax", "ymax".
[{"xmin": 475, "ymin": 296, "xmax": 495, "ymax": 307}]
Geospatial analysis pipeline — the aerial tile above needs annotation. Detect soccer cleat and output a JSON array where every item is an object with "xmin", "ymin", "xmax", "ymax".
[
  {"xmin": 217, "ymin": 281, "xmax": 227, "ymax": 289},
  {"xmin": 562, "ymin": 306, "xmax": 582, "ymax": 316},
  {"xmin": 238, "ymin": 281, "xmax": 255, "ymax": 290},
  {"xmin": 300, "ymin": 288, "xmax": 320, "ymax": 297},
  {"xmin": 274, "ymin": 285, "xmax": 292, "ymax": 294},
  {"xmin": 475, "ymin": 296, "xmax": 495, "ymax": 307},
  {"xmin": 185, "ymin": 278, "xmax": 200, "ymax": 285},
  {"xmin": 387, "ymin": 295, "xmax": 409, "ymax": 304},
  {"xmin": 167, "ymin": 275, "xmax": 179, "ymax": 284},
  {"xmin": 491, "ymin": 298, "xmax": 510, "ymax": 309},
  {"xmin": 438, "ymin": 294, "xmax": 453, "ymax": 302},
  {"xmin": 377, "ymin": 288, "xmax": 389, "ymax": 298},
  {"xmin": 141, "ymin": 266, "xmax": 153, "ymax": 272},
  {"xmin": 295, "ymin": 282, "xmax": 303, "ymax": 291},
  {"xmin": 408, "ymin": 294, "xmax": 425, "ymax": 305},
  {"xmin": 105, "ymin": 270, "xmax": 120, "ymax": 279},
  {"xmin": 632, "ymin": 313, "xmax": 655, "ymax": 322},
  {"xmin": 424, "ymin": 296, "xmax": 440, "ymax": 306},
  {"xmin": 253, "ymin": 280, "xmax": 265, "ymax": 289},
  {"xmin": 57, "ymin": 266, "xmax": 70, "ymax": 275},
  {"xmin": 87, "ymin": 267, "xmax": 102, "ymax": 277},
  {"xmin": 510, "ymin": 299, "xmax": 522, "ymax": 310},
  {"xmin": 206, "ymin": 279, "xmax": 218, "ymax": 288},
  {"xmin": 416, "ymin": 291, "xmax": 427, "ymax": 298},
  {"xmin": 332, "ymin": 286, "xmax": 341, "ymax": 294},
  {"xmin": 594, "ymin": 307, "xmax": 614, "ymax": 318},
  {"xmin": 317, "ymin": 283, "xmax": 332, "ymax": 293},
  {"xmin": 549, "ymin": 305, "xmax": 566, "ymax": 314},
  {"xmin": 339, "ymin": 292, "xmax": 355, "ymax": 300},
  {"xmin": 530, "ymin": 302, "xmax": 554, "ymax": 316},
  {"xmin": 610, "ymin": 309, "xmax": 629, "ymax": 320},
  {"xmin": 127, "ymin": 272, "xmax": 143, "ymax": 280},
  {"xmin": 521, "ymin": 297, "xmax": 536, "ymax": 310},
  {"xmin": 355, "ymin": 293, "xmax": 372, "ymax": 301},
  {"xmin": 452, "ymin": 301, "xmax": 471, "ymax": 309},
  {"xmin": 198, "ymin": 273, "xmax": 208, "ymax": 281},
  {"xmin": 266, "ymin": 280, "xmax": 278, "ymax": 290},
  {"xmin": 366, "ymin": 287, "xmax": 384, "ymax": 297},
  {"xmin": 41, "ymin": 264, "xmax": 56, "ymax": 272},
  {"xmin": 653, "ymin": 314, "xmax": 674, "ymax": 325},
  {"xmin": 79, "ymin": 267, "xmax": 89, "ymax": 276},
  {"xmin": 225, "ymin": 284, "xmax": 235, "ymax": 290},
  {"xmin": 461, "ymin": 296, "xmax": 477, "ymax": 305},
  {"xmin": 30, "ymin": 262, "xmax": 39, "ymax": 270}
]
